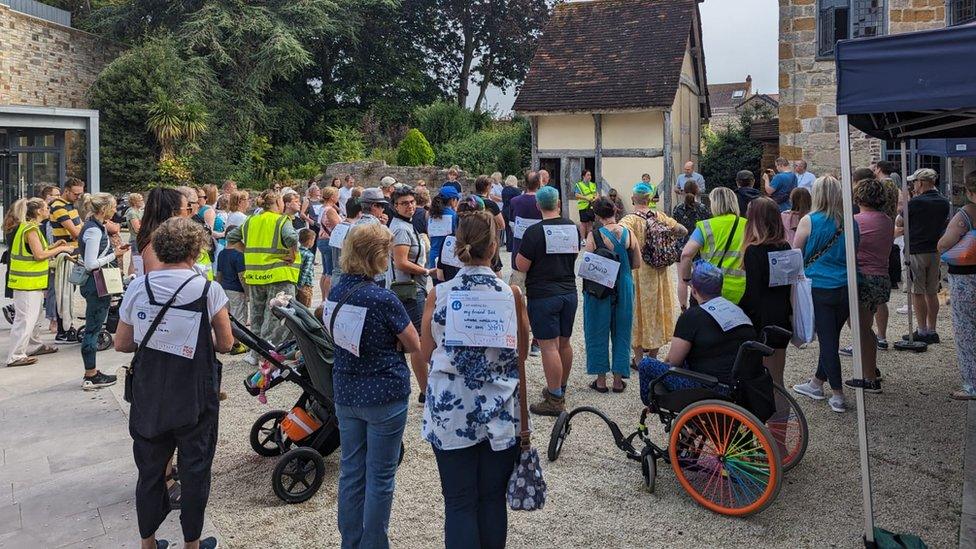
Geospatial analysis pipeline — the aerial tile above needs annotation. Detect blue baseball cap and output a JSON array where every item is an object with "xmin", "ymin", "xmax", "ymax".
[
  {"xmin": 439, "ymin": 186, "xmax": 461, "ymax": 200},
  {"xmin": 633, "ymin": 183, "xmax": 653, "ymax": 195}
]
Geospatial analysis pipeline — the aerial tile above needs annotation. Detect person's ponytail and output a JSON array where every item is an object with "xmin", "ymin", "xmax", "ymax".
[
  {"xmin": 454, "ymin": 210, "xmax": 495, "ymax": 264},
  {"xmin": 684, "ymin": 180, "xmax": 699, "ymax": 208}
]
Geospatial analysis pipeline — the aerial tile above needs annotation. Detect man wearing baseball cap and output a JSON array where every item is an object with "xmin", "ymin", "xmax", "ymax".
[
  {"xmin": 379, "ymin": 176, "xmax": 398, "ymax": 225},
  {"xmin": 898, "ymin": 168, "xmax": 950, "ymax": 343}
]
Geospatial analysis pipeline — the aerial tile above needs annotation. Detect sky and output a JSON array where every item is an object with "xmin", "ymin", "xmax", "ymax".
[{"xmin": 470, "ymin": 0, "xmax": 780, "ymax": 113}]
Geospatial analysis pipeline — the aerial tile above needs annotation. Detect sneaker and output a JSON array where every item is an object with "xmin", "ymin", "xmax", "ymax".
[
  {"xmin": 844, "ymin": 378, "xmax": 882, "ymax": 394},
  {"xmin": 950, "ymin": 390, "xmax": 976, "ymax": 401},
  {"xmin": 55, "ymin": 327, "xmax": 80, "ymax": 344},
  {"xmin": 199, "ymin": 537, "xmax": 220, "ymax": 549},
  {"xmin": 839, "ymin": 346, "xmax": 853, "ymax": 357},
  {"xmin": 243, "ymin": 352, "xmax": 258, "ymax": 366},
  {"xmin": 902, "ymin": 331, "xmax": 940, "ymax": 344},
  {"xmin": 529, "ymin": 389, "xmax": 565, "ymax": 417},
  {"xmin": 82, "ymin": 371, "xmax": 117, "ymax": 390},
  {"xmin": 792, "ymin": 381, "xmax": 826, "ymax": 401},
  {"xmin": 529, "ymin": 343, "xmax": 541, "ymax": 357},
  {"xmin": 154, "ymin": 541, "xmax": 170, "ymax": 549},
  {"xmin": 896, "ymin": 305, "xmax": 908, "ymax": 315},
  {"xmin": 877, "ymin": 338, "xmax": 888, "ymax": 350},
  {"xmin": 828, "ymin": 394, "xmax": 847, "ymax": 413},
  {"xmin": 229, "ymin": 342, "xmax": 248, "ymax": 355}
]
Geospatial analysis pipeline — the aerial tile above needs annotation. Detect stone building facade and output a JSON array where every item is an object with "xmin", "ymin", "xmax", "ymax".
[
  {"xmin": 323, "ymin": 161, "xmax": 475, "ymax": 192},
  {"xmin": 779, "ymin": 0, "xmax": 967, "ymax": 176},
  {"xmin": 0, "ymin": 4, "xmax": 123, "ymax": 108}
]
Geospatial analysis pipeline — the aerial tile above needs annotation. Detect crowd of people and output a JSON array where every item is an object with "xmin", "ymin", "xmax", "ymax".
[{"xmin": 3, "ymin": 153, "xmax": 976, "ymax": 548}]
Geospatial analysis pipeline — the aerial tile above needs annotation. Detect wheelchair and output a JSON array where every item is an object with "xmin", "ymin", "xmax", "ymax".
[{"xmin": 547, "ymin": 327, "xmax": 808, "ymax": 517}]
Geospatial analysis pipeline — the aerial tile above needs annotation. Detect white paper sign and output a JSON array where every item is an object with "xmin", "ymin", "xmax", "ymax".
[
  {"xmin": 329, "ymin": 223, "xmax": 351, "ymax": 249},
  {"xmin": 428, "ymin": 215, "xmax": 454, "ymax": 237},
  {"xmin": 444, "ymin": 290, "xmax": 517, "ymax": 348},
  {"xmin": 701, "ymin": 297, "xmax": 753, "ymax": 332},
  {"xmin": 323, "ymin": 300, "xmax": 368, "ymax": 357},
  {"xmin": 133, "ymin": 305, "xmax": 203, "ymax": 359},
  {"xmin": 512, "ymin": 216, "xmax": 541, "ymax": 239},
  {"xmin": 544, "ymin": 225, "xmax": 580, "ymax": 254},
  {"xmin": 577, "ymin": 252, "xmax": 620, "ymax": 289},
  {"xmin": 768, "ymin": 249, "xmax": 804, "ymax": 287},
  {"xmin": 440, "ymin": 236, "xmax": 464, "ymax": 268}
]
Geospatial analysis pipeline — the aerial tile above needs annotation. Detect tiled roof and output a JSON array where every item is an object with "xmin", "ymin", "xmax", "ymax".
[
  {"xmin": 738, "ymin": 93, "xmax": 780, "ymax": 111},
  {"xmin": 513, "ymin": 0, "xmax": 700, "ymax": 113},
  {"xmin": 708, "ymin": 81, "xmax": 751, "ymax": 113}
]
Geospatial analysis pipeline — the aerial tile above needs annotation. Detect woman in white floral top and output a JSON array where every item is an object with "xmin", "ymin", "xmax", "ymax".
[{"xmin": 418, "ymin": 210, "xmax": 530, "ymax": 549}]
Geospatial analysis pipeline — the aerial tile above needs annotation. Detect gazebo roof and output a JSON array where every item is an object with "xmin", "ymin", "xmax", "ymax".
[{"xmin": 513, "ymin": 0, "xmax": 703, "ymax": 114}]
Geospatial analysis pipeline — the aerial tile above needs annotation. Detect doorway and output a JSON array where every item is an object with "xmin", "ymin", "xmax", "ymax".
[{"xmin": 1, "ymin": 129, "xmax": 63, "ymax": 212}]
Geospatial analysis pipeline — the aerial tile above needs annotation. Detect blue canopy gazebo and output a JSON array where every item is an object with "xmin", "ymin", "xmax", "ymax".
[{"xmin": 835, "ymin": 22, "xmax": 976, "ymax": 547}]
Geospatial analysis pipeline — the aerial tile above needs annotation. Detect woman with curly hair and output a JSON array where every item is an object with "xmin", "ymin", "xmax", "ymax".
[{"xmin": 116, "ymin": 216, "xmax": 232, "ymax": 549}]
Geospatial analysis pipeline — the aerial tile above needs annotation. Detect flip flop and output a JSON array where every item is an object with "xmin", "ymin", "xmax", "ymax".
[
  {"xmin": 589, "ymin": 379, "xmax": 609, "ymax": 394},
  {"xmin": 612, "ymin": 381, "xmax": 627, "ymax": 393},
  {"xmin": 29, "ymin": 345, "xmax": 58, "ymax": 356}
]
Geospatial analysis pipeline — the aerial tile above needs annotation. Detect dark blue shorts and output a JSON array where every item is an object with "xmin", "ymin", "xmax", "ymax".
[{"xmin": 527, "ymin": 293, "xmax": 578, "ymax": 340}]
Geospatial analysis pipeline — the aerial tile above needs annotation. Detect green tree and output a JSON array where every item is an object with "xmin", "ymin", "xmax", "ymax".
[
  {"xmin": 437, "ymin": 119, "xmax": 528, "ymax": 176},
  {"xmin": 699, "ymin": 119, "xmax": 764, "ymax": 191},
  {"xmin": 396, "ymin": 129, "xmax": 435, "ymax": 166},
  {"xmin": 146, "ymin": 90, "xmax": 208, "ymax": 160},
  {"xmin": 412, "ymin": 101, "xmax": 489, "ymax": 148}
]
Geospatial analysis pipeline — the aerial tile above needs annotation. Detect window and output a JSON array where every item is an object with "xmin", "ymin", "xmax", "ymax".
[
  {"xmin": 732, "ymin": 90, "xmax": 745, "ymax": 99},
  {"xmin": 817, "ymin": 0, "xmax": 885, "ymax": 58},
  {"xmin": 949, "ymin": 0, "xmax": 976, "ymax": 26}
]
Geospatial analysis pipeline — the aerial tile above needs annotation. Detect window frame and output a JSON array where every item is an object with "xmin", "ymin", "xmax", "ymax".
[
  {"xmin": 947, "ymin": 0, "xmax": 976, "ymax": 26},
  {"xmin": 816, "ymin": 0, "xmax": 887, "ymax": 61}
]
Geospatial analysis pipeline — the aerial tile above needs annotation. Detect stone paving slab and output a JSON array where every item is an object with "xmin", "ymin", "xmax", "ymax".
[{"xmin": 961, "ymin": 401, "xmax": 976, "ymax": 548}]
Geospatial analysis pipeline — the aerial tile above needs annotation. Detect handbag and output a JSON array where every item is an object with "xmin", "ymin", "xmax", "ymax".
[
  {"xmin": 68, "ymin": 262, "xmax": 89, "ymax": 286},
  {"xmin": 94, "ymin": 267, "xmax": 124, "ymax": 297},
  {"xmin": 507, "ymin": 292, "xmax": 547, "ymax": 511},
  {"xmin": 124, "ymin": 275, "xmax": 198, "ymax": 403},
  {"xmin": 389, "ymin": 223, "xmax": 424, "ymax": 303},
  {"xmin": 941, "ymin": 208, "xmax": 976, "ymax": 267}
]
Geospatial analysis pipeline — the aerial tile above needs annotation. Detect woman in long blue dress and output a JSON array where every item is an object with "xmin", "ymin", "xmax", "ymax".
[{"xmin": 583, "ymin": 197, "xmax": 638, "ymax": 393}]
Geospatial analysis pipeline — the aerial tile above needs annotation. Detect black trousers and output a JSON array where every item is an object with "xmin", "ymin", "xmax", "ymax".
[{"xmin": 131, "ymin": 406, "xmax": 218, "ymax": 542}]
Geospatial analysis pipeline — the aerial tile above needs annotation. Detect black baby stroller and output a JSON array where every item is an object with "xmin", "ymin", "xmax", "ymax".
[
  {"xmin": 547, "ymin": 326, "xmax": 808, "ymax": 517},
  {"xmin": 232, "ymin": 300, "xmax": 342, "ymax": 503}
]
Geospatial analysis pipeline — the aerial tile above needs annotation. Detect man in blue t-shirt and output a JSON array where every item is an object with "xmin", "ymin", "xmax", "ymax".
[{"xmin": 764, "ymin": 157, "xmax": 798, "ymax": 212}]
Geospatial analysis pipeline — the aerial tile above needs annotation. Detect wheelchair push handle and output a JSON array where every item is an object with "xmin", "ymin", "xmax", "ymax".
[{"xmin": 730, "ymin": 341, "xmax": 775, "ymax": 380}]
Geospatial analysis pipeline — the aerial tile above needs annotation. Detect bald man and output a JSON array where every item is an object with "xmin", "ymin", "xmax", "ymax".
[{"xmin": 676, "ymin": 161, "xmax": 706, "ymax": 200}]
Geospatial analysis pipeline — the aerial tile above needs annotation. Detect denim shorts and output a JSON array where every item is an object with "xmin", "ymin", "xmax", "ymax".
[{"xmin": 527, "ymin": 292, "xmax": 578, "ymax": 340}]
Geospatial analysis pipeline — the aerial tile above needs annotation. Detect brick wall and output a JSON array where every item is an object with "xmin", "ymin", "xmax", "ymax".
[
  {"xmin": 779, "ymin": 0, "xmax": 946, "ymax": 177},
  {"xmin": 0, "ymin": 4, "xmax": 123, "ymax": 108}
]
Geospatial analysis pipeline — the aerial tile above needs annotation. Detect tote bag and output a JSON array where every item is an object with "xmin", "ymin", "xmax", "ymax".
[{"xmin": 790, "ymin": 276, "xmax": 815, "ymax": 347}]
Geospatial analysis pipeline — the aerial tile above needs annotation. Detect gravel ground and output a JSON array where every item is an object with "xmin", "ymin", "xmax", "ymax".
[{"xmin": 207, "ymin": 254, "xmax": 966, "ymax": 548}]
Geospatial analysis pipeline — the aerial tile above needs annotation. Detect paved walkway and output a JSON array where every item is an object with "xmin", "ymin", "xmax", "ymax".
[
  {"xmin": 0, "ymin": 299, "xmax": 219, "ymax": 548},
  {"xmin": 962, "ymin": 401, "xmax": 976, "ymax": 548}
]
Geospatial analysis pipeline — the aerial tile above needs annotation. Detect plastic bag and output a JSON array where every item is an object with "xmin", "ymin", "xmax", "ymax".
[{"xmin": 791, "ymin": 277, "xmax": 815, "ymax": 347}]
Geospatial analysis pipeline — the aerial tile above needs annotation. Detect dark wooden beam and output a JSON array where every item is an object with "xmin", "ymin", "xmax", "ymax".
[
  {"xmin": 593, "ymin": 113, "xmax": 604, "ymax": 194},
  {"xmin": 536, "ymin": 147, "xmax": 663, "ymax": 159},
  {"xmin": 663, "ymin": 109, "xmax": 674, "ymax": 213},
  {"xmin": 530, "ymin": 116, "xmax": 539, "ymax": 171}
]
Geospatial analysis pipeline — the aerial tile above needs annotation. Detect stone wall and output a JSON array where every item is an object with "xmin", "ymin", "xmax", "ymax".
[
  {"xmin": 0, "ymin": 4, "xmax": 124, "ymax": 108},
  {"xmin": 778, "ymin": 0, "xmax": 945, "ymax": 177},
  {"xmin": 322, "ymin": 161, "xmax": 477, "ymax": 193}
]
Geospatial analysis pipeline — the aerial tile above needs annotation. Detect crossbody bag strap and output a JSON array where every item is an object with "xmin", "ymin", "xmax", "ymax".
[
  {"xmin": 329, "ymin": 280, "xmax": 371, "ymax": 335},
  {"xmin": 131, "ymin": 274, "xmax": 200, "ymax": 372},
  {"xmin": 804, "ymin": 226, "xmax": 843, "ymax": 268},
  {"xmin": 715, "ymin": 216, "xmax": 741, "ymax": 268},
  {"xmin": 511, "ymin": 284, "xmax": 531, "ymax": 449}
]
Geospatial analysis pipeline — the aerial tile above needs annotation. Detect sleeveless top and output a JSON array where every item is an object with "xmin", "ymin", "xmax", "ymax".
[{"xmin": 129, "ymin": 274, "xmax": 220, "ymax": 439}]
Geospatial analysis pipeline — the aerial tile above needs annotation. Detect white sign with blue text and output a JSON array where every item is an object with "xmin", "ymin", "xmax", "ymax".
[
  {"xmin": 577, "ymin": 252, "xmax": 620, "ymax": 289},
  {"xmin": 444, "ymin": 290, "xmax": 517, "ymax": 349}
]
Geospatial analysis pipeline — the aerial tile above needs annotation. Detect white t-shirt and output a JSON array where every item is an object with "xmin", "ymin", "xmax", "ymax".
[
  {"xmin": 225, "ymin": 212, "xmax": 247, "ymax": 229},
  {"xmin": 338, "ymin": 187, "xmax": 353, "ymax": 216},
  {"xmin": 490, "ymin": 182, "xmax": 504, "ymax": 210},
  {"xmin": 120, "ymin": 269, "xmax": 229, "ymax": 344}
]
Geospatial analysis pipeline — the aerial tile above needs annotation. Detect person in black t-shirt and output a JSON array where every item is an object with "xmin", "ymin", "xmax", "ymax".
[
  {"xmin": 638, "ymin": 261, "xmax": 756, "ymax": 394},
  {"xmin": 474, "ymin": 175, "xmax": 505, "ymax": 274},
  {"xmin": 515, "ymin": 186, "xmax": 580, "ymax": 416}
]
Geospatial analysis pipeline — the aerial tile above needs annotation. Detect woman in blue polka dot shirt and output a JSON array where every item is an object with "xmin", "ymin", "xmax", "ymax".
[{"xmin": 324, "ymin": 223, "xmax": 422, "ymax": 549}]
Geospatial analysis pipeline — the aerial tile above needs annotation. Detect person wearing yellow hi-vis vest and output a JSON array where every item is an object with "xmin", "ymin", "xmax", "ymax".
[
  {"xmin": 678, "ymin": 187, "xmax": 747, "ymax": 307},
  {"xmin": 574, "ymin": 169, "xmax": 598, "ymax": 238},
  {"xmin": 4, "ymin": 198, "xmax": 73, "ymax": 367},
  {"xmin": 226, "ymin": 189, "xmax": 299, "ymax": 360}
]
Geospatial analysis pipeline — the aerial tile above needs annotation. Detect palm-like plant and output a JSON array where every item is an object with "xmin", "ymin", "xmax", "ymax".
[{"xmin": 146, "ymin": 90, "xmax": 209, "ymax": 160}]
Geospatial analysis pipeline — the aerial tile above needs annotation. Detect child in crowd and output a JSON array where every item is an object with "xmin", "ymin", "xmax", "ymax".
[
  {"xmin": 297, "ymin": 229, "xmax": 316, "ymax": 308},
  {"xmin": 215, "ymin": 225, "xmax": 248, "ymax": 355}
]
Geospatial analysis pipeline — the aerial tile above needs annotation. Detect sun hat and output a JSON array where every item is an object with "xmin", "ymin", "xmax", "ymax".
[{"xmin": 360, "ymin": 188, "xmax": 389, "ymax": 204}]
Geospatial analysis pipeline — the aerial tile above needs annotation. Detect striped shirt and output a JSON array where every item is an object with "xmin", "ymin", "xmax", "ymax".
[{"xmin": 49, "ymin": 198, "xmax": 81, "ymax": 242}]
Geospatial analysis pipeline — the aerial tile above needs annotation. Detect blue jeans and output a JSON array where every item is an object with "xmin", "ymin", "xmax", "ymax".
[
  {"xmin": 812, "ymin": 287, "xmax": 849, "ymax": 390},
  {"xmin": 317, "ymin": 238, "xmax": 333, "ymax": 277},
  {"xmin": 79, "ymin": 277, "xmax": 110, "ymax": 371},
  {"xmin": 335, "ymin": 398, "xmax": 408, "ymax": 549},
  {"xmin": 402, "ymin": 286, "xmax": 427, "ymax": 332},
  {"xmin": 432, "ymin": 440, "xmax": 519, "ymax": 549}
]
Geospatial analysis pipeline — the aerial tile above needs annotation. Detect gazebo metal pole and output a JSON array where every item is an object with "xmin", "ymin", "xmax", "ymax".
[
  {"xmin": 900, "ymin": 141, "xmax": 919, "ymax": 346},
  {"xmin": 838, "ymin": 115, "xmax": 875, "ymax": 546}
]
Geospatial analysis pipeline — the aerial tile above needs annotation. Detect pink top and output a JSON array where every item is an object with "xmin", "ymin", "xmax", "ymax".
[
  {"xmin": 855, "ymin": 210, "xmax": 895, "ymax": 276},
  {"xmin": 319, "ymin": 204, "xmax": 340, "ymax": 239},
  {"xmin": 781, "ymin": 211, "xmax": 803, "ymax": 245}
]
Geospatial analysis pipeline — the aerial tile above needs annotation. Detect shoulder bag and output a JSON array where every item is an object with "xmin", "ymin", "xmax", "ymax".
[
  {"xmin": 124, "ymin": 275, "xmax": 199, "ymax": 403},
  {"xmin": 803, "ymin": 225, "xmax": 843, "ymax": 269},
  {"xmin": 390, "ymin": 224, "xmax": 423, "ymax": 303},
  {"xmin": 941, "ymin": 208, "xmax": 976, "ymax": 267},
  {"xmin": 714, "ymin": 216, "xmax": 741, "ymax": 269},
  {"xmin": 507, "ymin": 284, "xmax": 546, "ymax": 512}
]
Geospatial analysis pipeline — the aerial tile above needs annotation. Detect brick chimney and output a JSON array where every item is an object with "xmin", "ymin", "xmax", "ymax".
[{"xmin": 746, "ymin": 74, "xmax": 753, "ymax": 96}]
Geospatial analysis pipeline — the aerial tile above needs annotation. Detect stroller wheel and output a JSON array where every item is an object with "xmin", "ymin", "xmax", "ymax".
[
  {"xmin": 250, "ymin": 410, "xmax": 291, "ymax": 457},
  {"xmin": 547, "ymin": 412, "xmax": 571, "ymax": 462},
  {"xmin": 272, "ymin": 447, "xmax": 325, "ymax": 504},
  {"xmin": 96, "ymin": 331, "xmax": 113, "ymax": 352},
  {"xmin": 641, "ymin": 449, "xmax": 657, "ymax": 493}
]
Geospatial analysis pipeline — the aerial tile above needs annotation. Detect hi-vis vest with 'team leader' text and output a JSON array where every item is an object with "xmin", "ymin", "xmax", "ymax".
[{"xmin": 241, "ymin": 211, "xmax": 300, "ymax": 285}]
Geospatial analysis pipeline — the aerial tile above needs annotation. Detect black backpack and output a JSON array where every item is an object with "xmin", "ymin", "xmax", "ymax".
[{"xmin": 582, "ymin": 229, "xmax": 619, "ymax": 300}]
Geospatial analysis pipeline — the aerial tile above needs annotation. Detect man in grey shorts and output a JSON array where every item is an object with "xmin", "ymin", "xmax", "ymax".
[{"xmin": 898, "ymin": 168, "xmax": 950, "ymax": 344}]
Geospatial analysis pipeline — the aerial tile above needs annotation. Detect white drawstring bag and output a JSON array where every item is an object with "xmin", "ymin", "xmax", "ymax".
[{"xmin": 791, "ymin": 276, "xmax": 815, "ymax": 347}]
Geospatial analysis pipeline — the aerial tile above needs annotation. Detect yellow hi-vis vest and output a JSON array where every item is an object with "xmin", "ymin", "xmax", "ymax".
[
  {"xmin": 575, "ymin": 180, "xmax": 597, "ymax": 210},
  {"xmin": 195, "ymin": 249, "xmax": 214, "ymax": 281},
  {"xmin": 241, "ymin": 211, "xmax": 300, "ymax": 285},
  {"xmin": 696, "ymin": 214, "xmax": 747, "ymax": 304},
  {"xmin": 8, "ymin": 222, "xmax": 49, "ymax": 291}
]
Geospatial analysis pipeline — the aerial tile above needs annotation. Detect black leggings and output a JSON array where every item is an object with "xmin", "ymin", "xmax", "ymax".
[{"xmin": 131, "ymin": 407, "xmax": 218, "ymax": 542}]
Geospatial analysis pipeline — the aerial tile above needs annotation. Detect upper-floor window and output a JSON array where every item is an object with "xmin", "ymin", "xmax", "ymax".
[
  {"xmin": 949, "ymin": 0, "xmax": 976, "ymax": 26},
  {"xmin": 732, "ymin": 90, "xmax": 745, "ymax": 98},
  {"xmin": 817, "ymin": 0, "xmax": 886, "ymax": 58}
]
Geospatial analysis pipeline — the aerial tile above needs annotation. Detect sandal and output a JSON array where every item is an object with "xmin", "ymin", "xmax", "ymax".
[
  {"xmin": 612, "ymin": 381, "xmax": 627, "ymax": 393},
  {"xmin": 6, "ymin": 357, "xmax": 37, "ymax": 367},
  {"xmin": 29, "ymin": 345, "xmax": 58, "ymax": 357},
  {"xmin": 589, "ymin": 379, "xmax": 609, "ymax": 394}
]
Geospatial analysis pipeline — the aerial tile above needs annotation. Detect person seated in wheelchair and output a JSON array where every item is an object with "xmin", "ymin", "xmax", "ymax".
[{"xmin": 639, "ymin": 261, "xmax": 756, "ymax": 398}]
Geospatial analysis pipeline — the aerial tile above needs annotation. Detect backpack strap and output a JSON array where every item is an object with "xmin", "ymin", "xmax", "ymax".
[{"xmin": 715, "ymin": 216, "xmax": 741, "ymax": 268}]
